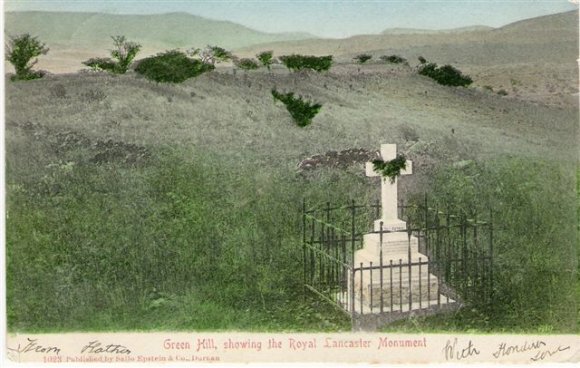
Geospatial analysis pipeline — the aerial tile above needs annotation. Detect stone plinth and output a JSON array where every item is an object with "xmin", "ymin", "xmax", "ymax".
[{"xmin": 348, "ymin": 143, "xmax": 451, "ymax": 314}]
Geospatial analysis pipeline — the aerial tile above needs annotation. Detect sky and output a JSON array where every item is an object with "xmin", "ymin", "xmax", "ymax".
[{"xmin": 4, "ymin": 0, "xmax": 579, "ymax": 38}]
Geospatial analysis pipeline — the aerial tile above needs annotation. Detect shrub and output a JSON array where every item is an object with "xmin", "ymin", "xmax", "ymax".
[
  {"xmin": 82, "ymin": 57, "xmax": 117, "ymax": 72},
  {"xmin": 6, "ymin": 33, "xmax": 49, "ymax": 81},
  {"xmin": 418, "ymin": 56, "xmax": 427, "ymax": 64},
  {"xmin": 134, "ymin": 50, "xmax": 214, "ymax": 83},
  {"xmin": 354, "ymin": 54, "xmax": 372, "ymax": 64},
  {"xmin": 279, "ymin": 54, "xmax": 333, "ymax": 72},
  {"xmin": 111, "ymin": 35, "xmax": 141, "ymax": 74},
  {"xmin": 271, "ymin": 89, "xmax": 322, "ymax": 127},
  {"xmin": 256, "ymin": 50, "xmax": 274, "ymax": 70},
  {"xmin": 418, "ymin": 62, "xmax": 473, "ymax": 87},
  {"xmin": 380, "ymin": 55, "xmax": 408, "ymax": 65},
  {"xmin": 234, "ymin": 58, "xmax": 260, "ymax": 71}
]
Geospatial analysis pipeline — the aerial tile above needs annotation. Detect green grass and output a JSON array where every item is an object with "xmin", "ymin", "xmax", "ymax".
[{"xmin": 5, "ymin": 68, "xmax": 578, "ymax": 333}]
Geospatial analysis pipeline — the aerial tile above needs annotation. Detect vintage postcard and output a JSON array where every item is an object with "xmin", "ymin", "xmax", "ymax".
[{"xmin": 2, "ymin": 0, "xmax": 579, "ymax": 365}]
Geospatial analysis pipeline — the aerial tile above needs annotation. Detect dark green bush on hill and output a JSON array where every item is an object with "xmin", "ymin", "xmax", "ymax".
[
  {"xmin": 272, "ymin": 89, "xmax": 322, "ymax": 127},
  {"xmin": 134, "ymin": 50, "xmax": 214, "ymax": 83},
  {"xmin": 234, "ymin": 58, "xmax": 260, "ymax": 71},
  {"xmin": 380, "ymin": 55, "xmax": 408, "ymax": 65},
  {"xmin": 354, "ymin": 54, "xmax": 372, "ymax": 64},
  {"xmin": 279, "ymin": 54, "xmax": 333, "ymax": 72},
  {"xmin": 418, "ymin": 62, "xmax": 473, "ymax": 87}
]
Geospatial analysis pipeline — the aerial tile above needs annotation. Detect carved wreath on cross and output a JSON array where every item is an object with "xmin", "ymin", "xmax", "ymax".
[{"xmin": 372, "ymin": 154, "xmax": 407, "ymax": 184}]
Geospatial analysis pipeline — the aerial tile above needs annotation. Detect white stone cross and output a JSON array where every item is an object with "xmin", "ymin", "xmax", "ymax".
[{"xmin": 365, "ymin": 144, "xmax": 412, "ymax": 232}]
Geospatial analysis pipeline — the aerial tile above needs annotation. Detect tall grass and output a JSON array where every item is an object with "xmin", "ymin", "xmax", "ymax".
[
  {"xmin": 6, "ymin": 131, "xmax": 368, "ymax": 331},
  {"xmin": 392, "ymin": 157, "xmax": 578, "ymax": 333}
]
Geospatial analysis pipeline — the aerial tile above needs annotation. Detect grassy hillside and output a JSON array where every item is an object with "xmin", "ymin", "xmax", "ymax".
[{"xmin": 5, "ymin": 59, "xmax": 578, "ymax": 332}]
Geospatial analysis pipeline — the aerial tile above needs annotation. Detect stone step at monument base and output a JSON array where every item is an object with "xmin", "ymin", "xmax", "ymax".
[
  {"xmin": 337, "ymin": 292, "xmax": 456, "ymax": 315},
  {"xmin": 353, "ymin": 249, "xmax": 432, "ymax": 267},
  {"xmin": 352, "ymin": 262, "xmax": 439, "ymax": 281},
  {"xmin": 360, "ymin": 232, "xmax": 419, "ymax": 256},
  {"xmin": 365, "ymin": 279, "xmax": 440, "ymax": 309}
]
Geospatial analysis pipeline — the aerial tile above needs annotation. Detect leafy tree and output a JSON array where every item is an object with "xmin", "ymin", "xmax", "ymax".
[
  {"xmin": 271, "ymin": 89, "xmax": 322, "ymax": 127},
  {"xmin": 5, "ymin": 33, "xmax": 49, "ymax": 81},
  {"xmin": 279, "ymin": 54, "xmax": 333, "ymax": 72},
  {"xmin": 354, "ymin": 54, "xmax": 372, "ymax": 64},
  {"xmin": 234, "ymin": 58, "xmax": 260, "ymax": 71},
  {"xmin": 134, "ymin": 50, "xmax": 214, "ymax": 83},
  {"xmin": 110, "ymin": 35, "xmax": 141, "ymax": 73},
  {"xmin": 198, "ymin": 45, "xmax": 232, "ymax": 65},
  {"xmin": 256, "ymin": 50, "xmax": 274, "ymax": 71},
  {"xmin": 418, "ymin": 62, "xmax": 473, "ymax": 87}
]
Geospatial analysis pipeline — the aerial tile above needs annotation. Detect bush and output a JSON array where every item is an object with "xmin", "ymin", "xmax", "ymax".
[
  {"xmin": 271, "ymin": 89, "xmax": 322, "ymax": 127},
  {"xmin": 380, "ymin": 55, "xmax": 408, "ymax": 65},
  {"xmin": 354, "ymin": 54, "xmax": 372, "ymax": 64},
  {"xmin": 134, "ymin": 50, "xmax": 214, "ymax": 83},
  {"xmin": 279, "ymin": 54, "xmax": 333, "ymax": 72},
  {"xmin": 82, "ymin": 57, "xmax": 117, "ymax": 72},
  {"xmin": 234, "ymin": 58, "xmax": 260, "ymax": 71},
  {"xmin": 256, "ymin": 50, "xmax": 274, "ymax": 70},
  {"xmin": 418, "ymin": 56, "xmax": 427, "ymax": 64},
  {"xmin": 6, "ymin": 33, "xmax": 49, "ymax": 81},
  {"xmin": 418, "ymin": 62, "xmax": 473, "ymax": 87}
]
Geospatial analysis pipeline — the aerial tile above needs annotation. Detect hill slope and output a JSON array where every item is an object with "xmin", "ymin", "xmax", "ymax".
[
  {"xmin": 4, "ymin": 11, "xmax": 314, "ymax": 49},
  {"xmin": 381, "ymin": 25, "xmax": 493, "ymax": 35},
  {"xmin": 239, "ymin": 10, "xmax": 578, "ymax": 65}
]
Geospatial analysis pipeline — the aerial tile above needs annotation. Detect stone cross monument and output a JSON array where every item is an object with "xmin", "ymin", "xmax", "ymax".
[
  {"xmin": 350, "ymin": 143, "xmax": 446, "ymax": 313},
  {"xmin": 365, "ymin": 144, "xmax": 412, "ymax": 232}
]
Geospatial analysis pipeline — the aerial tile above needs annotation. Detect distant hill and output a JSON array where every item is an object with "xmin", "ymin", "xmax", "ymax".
[
  {"xmin": 381, "ymin": 25, "xmax": 493, "ymax": 35},
  {"xmin": 238, "ymin": 10, "xmax": 578, "ymax": 66},
  {"xmin": 4, "ymin": 11, "xmax": 315, "ymax": 49}
]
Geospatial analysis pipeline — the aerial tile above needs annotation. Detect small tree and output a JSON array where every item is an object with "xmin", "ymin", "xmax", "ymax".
[
  {"xmin": 256, "ymin": 50, "xmax": 274, "ymax": 71},
  {"xmin": 272, "ymin": 89, "xmax": 322, "ymax": 127},
  {"xmin": 234, "ymin": 58, "xmax": 259, "ymax": 71},
  {"xmin": 418, "ymin": 56, "xmax": 427, "ymax": 64},
  {"xmin": 6, "ymin": 33, "xmax": 49, "ymax": 81},
  {"xmin": 198, "ymin": 45, "xmax": 232, "ymax": 65},
  {"xmin": 111, "ymin": 35, "xmax": 141, "ymax": 74},
  {"xmin": 354, "ymin": 54, "xmax": 372, "ymax": 64},
  {"xmin": 82, "ymin": 36, "xmax": 141, "ymax": 74}
]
